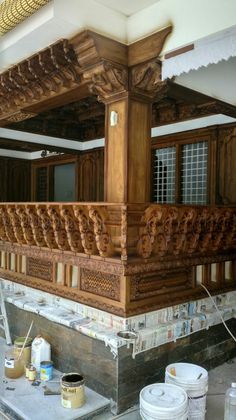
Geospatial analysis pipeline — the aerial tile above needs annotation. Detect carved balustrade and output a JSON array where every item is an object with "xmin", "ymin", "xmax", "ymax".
[
  {"xmin": 0, "ymin": 203, "xmax": 121, "ymax": 258},
  {"xmin": 0, "ymin": 202, "xmax": 236, "ymax": 316},
  {"xmin": 0, "ymin": 203, "xmax": 235, "ymax": 261}
]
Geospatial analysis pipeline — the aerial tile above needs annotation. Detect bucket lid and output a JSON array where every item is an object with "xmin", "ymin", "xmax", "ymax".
[
  {"xmin": 140, "ymin": 383, "xmax": 188, "ymax": 412},
  {"xmin": 14, "ymin": 337, "xmax": 32, "ymax": 347}
]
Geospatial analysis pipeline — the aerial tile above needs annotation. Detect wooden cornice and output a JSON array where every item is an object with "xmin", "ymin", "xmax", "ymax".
[
  {"xmin": 2, "ymin": 26, "xmax": 236, "ymax": 130},
  {"xmin": 70, "ymin": 30, "xmax": 128, "ymax": 68},
  {"xmin": 0, "ymin": 28, "xmax": 171, "ymax": 121},
  {"xmin": 0, "ymin": 38, "xmax": 81, "ymax": 123}
]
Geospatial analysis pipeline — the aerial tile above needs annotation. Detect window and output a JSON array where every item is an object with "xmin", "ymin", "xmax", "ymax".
[
  {"xmin": 152, "ymin": 137, "xmax": 209, "ymax": 205},
  {"xmin": 181, "ymin": 142, "xmax": 208, "ymax": 204},
  {"xmin": 153, "ymin": 147, "xmax": 176, "ymax": 203}
]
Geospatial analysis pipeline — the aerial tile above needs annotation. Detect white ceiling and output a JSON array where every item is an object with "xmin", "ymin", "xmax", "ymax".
[{"xmin": 94, "ymin": 0, "xmax": 159, "ymax": 16}]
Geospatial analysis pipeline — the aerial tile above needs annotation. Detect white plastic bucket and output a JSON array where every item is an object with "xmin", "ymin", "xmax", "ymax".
[
  {"xmin": 165, "ymin": 363, "xmax": 208, "ymax": 420},
  {"xmin": 140, "ymin": 383, "xmax": 188, "ymax": 420}
]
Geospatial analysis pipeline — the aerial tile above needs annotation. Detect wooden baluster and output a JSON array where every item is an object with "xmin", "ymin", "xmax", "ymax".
[
  {"xmin": 7, "ymin": 206, "xmax": 26, "ymax": 244},
  {"xmin": 88, "ymin": 205, "xmax": 114, "ymax": 257},
  {"xmin": 0, "ymin": 206, "xmax": 8, "ymax": 241},
  {"xmin": 25, "ymin": 205, "xmax": 46, "ymax": 247},
  {"xmin": 73, "ymin": 206, "xmax": 97, "ymax": 255},
  {"xmin": 0, "ymin": 207, "xmax": 17, "ymax": 243},
  {"xmin": 47, "ymin": 206, "xmax": 69, "ymax": 251},
  {"xmin": 163, "ymin": 206, "xmax": 178, "ymax": 254},
  {"xmin": 60, "ymin": 206, "xmax": 83, "ymax": 253},
  {"xmin": 176, "ymin": 208, "xmax": 195, "ymax": 255},
  {"xmin": 16, "ymin": 206, "xmax": 35, "ymax": 245},
  {"xmin": 36, "ymin": 205, "xmax": 57, "ymax": 249},
  {"xmin": 137, "ymin": 206, "xmax": 164, "ymax": 258}
]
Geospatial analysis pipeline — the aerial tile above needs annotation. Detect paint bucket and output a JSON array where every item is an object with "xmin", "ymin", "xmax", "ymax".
[
  {"xmin": 140, "ymin": 383, "xmax": 188, "ymax": 419},
  {"xmin": 40, "ymin": 361, "xmax": 53, "ymax": 381},
  {"xmin": 165, "ymin": 362, "xmax": 208, "ymax": 420},
  {"xmin": 61, "ymin": 373, "xmax": 85, "ymax": 409}
]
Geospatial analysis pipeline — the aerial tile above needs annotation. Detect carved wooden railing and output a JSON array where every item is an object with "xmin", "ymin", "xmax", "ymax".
[
  {"xmin": 0, "ymin": 203, "xmax": 122, "ymax": 258},
  {"xmin": 0, "ymin": 203, "xmax": 236, "ymax": 261},
  {"xmin": 0, "ymin": 202, "xmax": 236, "ymax": 315},
  {"xmin": 137, "ymin": 204, "xmax": 236, "ymax": 259}
]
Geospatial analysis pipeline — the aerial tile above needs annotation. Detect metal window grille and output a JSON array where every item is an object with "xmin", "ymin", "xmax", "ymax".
[
  {"xmin": 153, "ymin": 147, "xmax": 176, "ymax": 203},
  {"xmin": 181, "ymin": 141, "xmax": 208, "ymax": 204}
]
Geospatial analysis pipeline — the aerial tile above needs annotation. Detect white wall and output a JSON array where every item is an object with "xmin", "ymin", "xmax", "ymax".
[
  {"xmin": 1, "ymin": 0, "xmax": 236, "ymax": 72},
  {"xmin": 128, "ymin": 0, "xmax": 236, "ymax": 53}
]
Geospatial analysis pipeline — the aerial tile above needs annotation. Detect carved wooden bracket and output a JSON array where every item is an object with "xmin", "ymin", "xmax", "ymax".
[{"xmin": 0, "ymin": 39, "xmax": 81, "ymax": 121}]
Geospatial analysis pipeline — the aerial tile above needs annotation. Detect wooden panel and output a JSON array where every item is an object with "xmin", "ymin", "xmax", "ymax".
[
  {"xmin": 0, "ymin": 158, "xmax": 31, "ymax": 202},
  {"xmin": 0, "ymin": 158, "xmax": 8, "ymax": 202},
  {"xmin": 26, "ymin": 257, "xmax": 53, "ymax": 281},
  {"xmin": 105, "ymin": 100, "xmax": 127, "ymax": 203},
  {"xmin": 105, "ymin": 97, "xmax": 151, "ymax": 203},
  {"xmin": 218, "ymin": 126, "xmax": 236, "ymax": 204},
  {"xmin": 79, "ymin": 149, "xmax": 104, "ymax": 201},
  {"xmin": 128, "ymin": 99, "xmax": 151, "ymax": 203}
]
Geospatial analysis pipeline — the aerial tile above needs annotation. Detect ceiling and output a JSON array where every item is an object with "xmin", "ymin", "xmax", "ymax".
[
  {"xmin": 2, "ymin": 81, "xmax": 236, "ymax": 154},
  {"xmin": 94, "ymin": 0, "xmax": 159, "ymax": 16}
]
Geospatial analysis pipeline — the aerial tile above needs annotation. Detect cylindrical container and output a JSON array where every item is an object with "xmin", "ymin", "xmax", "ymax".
[
  {"xmin": 224, "ymin": 382, "xmax": 236, "ymax": 420},
  {"xmin": 61, "ymin": 373, "xmax": 85, "ymax": 409},
  {"xmin": 28, "ymin": 365, "xmax": 37, "ymax": 381},
  {"xmin": 4, "ymin": 349, "xmax": 24, "ymax": 379},
  {"xmin": 25, "ymin": 363, "xmax": 31, "ymax": 378},
  {"xmin": 40, "ymin": 361, "xmax": 53, "ymax": 381},
  {"xmin": 31, "ymin": 336, "xmax": 51, "ymax": 372},
  {"xmin": 14, "ymin": 336, "xmax": 32, "ymax": 366},
  {"xmin": 165, "ymin": 362, "xmax": 208, "ymax": 420},
  {"xmin": 140, "ymin": 383, "xmax": 188, "ymax": 420}
]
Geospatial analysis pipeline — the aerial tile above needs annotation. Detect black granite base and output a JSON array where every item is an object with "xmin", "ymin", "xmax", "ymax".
[{"xmin": 2, "ymin": 303, "xmax": 236, "ymax": 414}]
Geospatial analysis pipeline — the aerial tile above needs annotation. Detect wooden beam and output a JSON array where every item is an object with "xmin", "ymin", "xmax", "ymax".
[{"xmin": 128, "ymin": 26, "xmax": 172, "ymax": 67}]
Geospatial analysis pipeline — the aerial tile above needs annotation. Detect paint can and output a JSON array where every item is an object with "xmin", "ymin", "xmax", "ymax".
[
  {"xmin": 40, "ymin": 361, "xmax": 53, "ymax": 381},
  {"xmin": 25, "ymin": 363, "xmax": 31, "ymax": 378},
  {"xmin": 28, "ymin": 365, "xmax": 37, "ymax": 381},
  {"xmin": 61, "ymin": 373, "xmax": 85, "ymax": 409}
]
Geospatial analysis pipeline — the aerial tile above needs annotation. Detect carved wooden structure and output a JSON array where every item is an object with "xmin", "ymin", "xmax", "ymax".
[
  {"xmin": 0, "ymin": 202, "xmax": 235, "ymax": 316},
  {"xmin": 0, "ymin": 28, "xmax": 236, "ymax": 316}
]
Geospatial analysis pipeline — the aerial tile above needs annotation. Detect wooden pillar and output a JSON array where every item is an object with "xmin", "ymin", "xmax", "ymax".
[
  {"xmin": 104, "ymin": 94, "xmax": 151, "ymax": 203},
  {"xmin": 79, "ymin": 29, "xmax": 170, "ymax": 204}
]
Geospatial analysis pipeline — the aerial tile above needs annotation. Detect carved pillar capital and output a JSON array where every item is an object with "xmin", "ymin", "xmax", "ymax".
[
  {"xmin": 83, "ymin": 61, "xmax": 128, "ymax": 102},
  {"xmin": 129, "ymin": 60, "xmax": 164, "ymax": 100}
]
